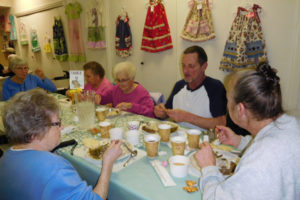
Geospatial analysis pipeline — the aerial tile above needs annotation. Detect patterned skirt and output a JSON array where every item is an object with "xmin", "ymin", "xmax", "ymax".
[{"xmin": 220, "ymin": 4, "xmax": 267, "ymax": 72}]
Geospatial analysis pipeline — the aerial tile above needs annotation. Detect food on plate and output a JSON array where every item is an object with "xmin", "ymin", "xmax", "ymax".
[
  {"xmin": 211, "ymin": 143, "xmax": 233, "ymax": 152},
  {"xmin": 82, "ymin": 138, "xmax": 132, "ymax": 161},
  {"xmin": 190, "ymin": 150, "xmax": 239, "ymax": 176},
  {"xmin": 89, "ymin": 127, "xmax": 100, "ymax": 134},
  {"xmin": 219, "ymin": 161, "xmax": 237, "ymax": 175},
  {"xmin": 142, "ymin": 121, "xmax": 178, "ymax": 133},
  {"xmin": 88, "ymin": 143, "xmax": 110, "ymax": 160},
  {"xmin": 106, "ymin": 109, "xmax": 120, "ymax": 117}
]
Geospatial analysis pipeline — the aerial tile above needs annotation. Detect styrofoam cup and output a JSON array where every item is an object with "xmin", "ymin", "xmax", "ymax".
[
  {"xmin": 169, "ymin": 155, "xmax": 189, "ymax": 178},
  {"xmin": 109, "ymin": 127, "xmax": 124, "ymax": 140},
  {"xmin": 125, "ymin": 130, "xmax": 140, "ymax": 146}
]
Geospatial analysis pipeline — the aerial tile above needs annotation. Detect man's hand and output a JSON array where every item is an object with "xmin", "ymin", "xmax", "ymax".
[
  {"xmin": 165, "ymin": 109, "xmax": 189, "ymax": 122},
  {"xmin": 154, "ymin": 103, "xmax": 167, "ymax": 119},
  {"xmin": 194, "ymin": 142, "xmax": 216, "ymax": 168},
  {"xmin": 116, "ymin": 102, "xmax": 132, "ymax": 111}
]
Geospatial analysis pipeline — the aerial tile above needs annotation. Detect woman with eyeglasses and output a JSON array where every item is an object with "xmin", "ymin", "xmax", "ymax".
[
  {"xmin": 99, "ymin": 61, "xmax": 155, "ymax": 118},
  {"xmin": 0, "ymin": 89, "xmax": 122, "ymax": 200},
  {"xmin": 2, "ymin": 55, "xmax": 57, "ymax": 100},
  {"xmin": 195, "ymin": 63, "xmax": 300, "ymax": 199}
]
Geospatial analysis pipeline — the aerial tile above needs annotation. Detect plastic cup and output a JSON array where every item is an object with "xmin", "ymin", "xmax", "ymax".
[
  {"xmin": 127, "ymin": 121, "xmax": 140, "ymax": 130},
  {"xmin": 96, "ymin": 107, "xmax": 107, "ymax": 122},
  {"xmin": 125, "ymin": 130, "xmax": 140, "ymax": 146},
  {"xmin": 144, "ymin": 134, "xmax": 160, "ymax": 158},
  {"xmin": 169, "ymin": 155, "xmax": 189, "ymax": 178},
  {"xmin": 187, "ymin": 129, "xmax": 201, "ymax": 149},
  {"xmin": 170, "ymin": 136, "xmax": 186, "ymax": 155},
  {"xmin": 99, "ymin": 121, "xmax": 112, "ymax": 138},
  {"xmin": 158, "ymin": 124, "xmax": 171, "ymax": 142},
  {"xmin": 109, "ymin": 127, "xmax": 124, "ymax": 140}
]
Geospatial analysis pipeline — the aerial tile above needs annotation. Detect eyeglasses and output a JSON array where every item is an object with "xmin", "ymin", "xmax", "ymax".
[
  {"xmin": 50, "ymin": 119, "xmax": 62, "ymax": 127},
  {"xmin": 15, "ymin": 67, "xmax": 29, "ymax": 71},
  {"xmin": 116, "ymin": 78, "xmax": 130, "ymax": 83}
]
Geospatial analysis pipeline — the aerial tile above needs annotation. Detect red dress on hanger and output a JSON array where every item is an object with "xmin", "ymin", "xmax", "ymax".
[{"xmin": 141, "ymin": 0, "xmax": 173, "ymax": 53}]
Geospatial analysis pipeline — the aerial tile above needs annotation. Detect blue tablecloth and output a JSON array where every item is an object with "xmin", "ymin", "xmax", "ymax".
[{"xmin": 54, "ymin": 94, "xmax": 202, "ymax": 200}]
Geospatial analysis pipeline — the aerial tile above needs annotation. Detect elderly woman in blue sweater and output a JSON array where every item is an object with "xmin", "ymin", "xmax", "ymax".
[{"xmin": 2, "ymin": 55, "xmax": 56, "ymax": 100}]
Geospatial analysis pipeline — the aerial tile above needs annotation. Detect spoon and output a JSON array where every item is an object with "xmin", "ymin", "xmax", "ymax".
[{"xmin": 122, "ymin": 143, "xmax": 138, "ymax": 167}]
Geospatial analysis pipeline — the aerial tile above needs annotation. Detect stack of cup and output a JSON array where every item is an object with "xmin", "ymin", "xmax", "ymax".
[
  {"xmin": 127, "ymin": 121, "xmax": 140, "ymax": 130},
  {"xmin": 126, "ymin": 130, "xmax": 140, "ymax": 146},
  {"xmin": 158, "ymin": 123, "xmax": 171, "ymax": 142},
  {"xmin": 109, "ymin": 127, "xmax": 124, "ymax": 140},
  {"xmin": 170, "ymin": 136, "xmax": 186, "ymax": 155},
  {"xmin": 187, "ymin": 129, "xmax": 201, "ymax": 149},
  {"xmin": 96, "ymin": 107, "xmax": 107, "ymax": 122},
  {"xmin": 144, "ymin": 134, "xmax": 160, "ymax": 158},
  {"xmin": 99, "ymin": 121, "xmax": 113, "ymax": 138}
]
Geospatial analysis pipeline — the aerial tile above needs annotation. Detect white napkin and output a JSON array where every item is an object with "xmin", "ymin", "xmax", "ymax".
[{"xmin": 150, "ymin": 160, "xmax": 176, "ymax": 187}]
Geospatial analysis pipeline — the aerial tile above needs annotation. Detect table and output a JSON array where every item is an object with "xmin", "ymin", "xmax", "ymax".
[{"xmin": 53, "ymin": 94, "xmax": 203, "ymax": 200}]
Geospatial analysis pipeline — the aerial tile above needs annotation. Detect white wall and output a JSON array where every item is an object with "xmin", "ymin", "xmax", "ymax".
[{"xmin": 9, "ymin": 0, "xmax": 300, "ymax": 116}]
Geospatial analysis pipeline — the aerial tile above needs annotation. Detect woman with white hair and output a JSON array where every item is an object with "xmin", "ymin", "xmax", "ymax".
[
  {"xmin": 2, "ymin": 55, "xmax": 56, "ymax": 100},
  {"xmin": 99, "ymin": 61, "xmax": 154, "ymax": 118}
]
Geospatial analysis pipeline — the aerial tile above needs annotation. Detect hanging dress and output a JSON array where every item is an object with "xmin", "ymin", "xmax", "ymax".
[
  {"xmin": 31, "ymin": 29, "xmax": 41, "ymax": 52},
  {"xmin": 53, "ymin": 17, "xmax": 68, "ymax": 61},
  {"xmin": 141, "ymin": 0, "xmax": 173, "ymax": 53},
  {"xmin": 65, "ymin": 2, "xmax": 86, "ymax": 62},
  {"xmin": 181, "ymin": 0, "xmax": 215, "ymax": 42},
  {"xmin": 19, "ymin": 21, "xmax": 28, "ymax": 45},
  {"xmin": 220, "ymin": 4, "xmax": 267, "ymax": 72},
  {"xmin": 43, "ymin": 34, "xmax": 52, "ymax": 53},
  {"xmin": 86, "ymin": 0, "xmax": 106, "ymax": 48},
  {"xmin": 115, "ymin": 14, "xmax": 132, "ymax": 58},
  {"xmin": 9, "ymin": 15, "xmax": 17, "ymax": 41}
]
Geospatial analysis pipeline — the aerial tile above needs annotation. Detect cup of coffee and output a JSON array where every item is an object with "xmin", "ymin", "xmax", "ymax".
[
  {"xmin": 125, "ymin": 130, "xmax": 140, "ymax": 146},
  {"xmin": 96, "ymin": 107, "xmax": 107, "ymax": 122},
  {"xmin": 187, "ymin": 129, "xmax": 201, "ymax": 149},
  {"xmin": 109, "ymin": 127, "xmax": 124, "ymax": 140},
  {"xmin": 99, "ymin": 121, "xmax": 112, "ymax": 138},
  {"xmin": 127, "ymin": 121, "xmax": 140, "ymax": 130},
  {"xmin": 158, "ymin": 123, "xmax": 171, "ymax": 142},
  {"xmin": 170, "ymin": 136, "xmax": 186, "ymax": 155},
  {"xmin": 144, "ymin": 134, "xmax": 160, "ymax": 158},
  {"xmin": 169, "ymin": 155, "xmax": 189, "ymax": 178}
]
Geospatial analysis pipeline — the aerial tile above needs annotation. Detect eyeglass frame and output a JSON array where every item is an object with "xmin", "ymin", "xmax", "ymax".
[
  {"xmin": 115, "ymin": 78, "xmax": 131, "ymax": 83},
  {"xmin": 50, "ymin": 119, "xmax": 62, "ymax": 127},
  {"xmin": 14, "ymin": 66, "xmax": 29, "ymax": 71}
]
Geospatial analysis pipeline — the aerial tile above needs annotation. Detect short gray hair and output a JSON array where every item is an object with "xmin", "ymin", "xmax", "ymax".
[
  {"xmin": 9, "ymin": 55, "xmax": 28, "ymax": 71},
  {"xmin": 112, "ymin": 61, "xmax": 136, "ymax": 80},
  {"xmin": 2, "ymin": 89, "xmax": 60, "ymax": 144}
]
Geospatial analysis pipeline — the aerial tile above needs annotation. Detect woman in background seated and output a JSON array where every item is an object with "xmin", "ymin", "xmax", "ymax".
[
  {"xmin": 0, "ymin": 89, "xmax": 122, "ymax": 200},
  {"xmin": 195, "ymin": 63, "xmax": 300, "ymax": 199},
  {"xmin": 84, "ymin": 61, "xmax": 114, "ymax": 96},
  {"xmin": 2, "ymin": 55, "xmax": 57, "ymax": 100},
  {"xmin": 99, "ymin": 61, "xmax": 154, "ymax": 118}
]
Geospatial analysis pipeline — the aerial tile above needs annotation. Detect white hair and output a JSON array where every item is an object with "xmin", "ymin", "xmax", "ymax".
[
  {"xmin": 8, "ymin": 55, "xmax": 28, "ymax": 71},
  {"xmin": 112, "ymin": 61, "xmax": 136, "ymax": 80}
]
